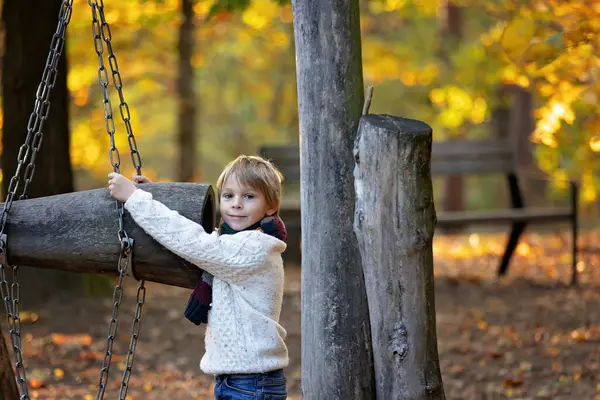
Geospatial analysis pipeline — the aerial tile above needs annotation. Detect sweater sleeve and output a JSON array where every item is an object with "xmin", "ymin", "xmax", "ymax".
[{"xmin": 124, "ymin": 189, "xmax": 277, "ymax": 283}]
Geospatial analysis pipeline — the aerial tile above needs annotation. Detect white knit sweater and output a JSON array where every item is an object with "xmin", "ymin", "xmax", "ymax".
[{"xmin": 124, "ymin": 189, "xmax": 290, "ymax": 374}]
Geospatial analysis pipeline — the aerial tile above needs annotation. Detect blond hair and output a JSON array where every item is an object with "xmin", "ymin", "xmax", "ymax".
[{"xmin": 216, "ymin": 155, "xmax": 284, "ymax": 214}]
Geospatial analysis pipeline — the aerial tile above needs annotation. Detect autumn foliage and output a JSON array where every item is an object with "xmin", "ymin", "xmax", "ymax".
[{"xmin": 6, "ymin": 0, "xmax": 587, "ymax": 204}]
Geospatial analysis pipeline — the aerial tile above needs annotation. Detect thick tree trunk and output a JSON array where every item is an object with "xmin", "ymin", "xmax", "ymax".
[
  {"xmin": 291, "ymin": 1, "xmax": 375, "ymax": 398},
  {"xmin": 3, "ymin": 183, "xmax": 216, "ymax": 289},
  {"xmin": 1, "ymin": 0, "xmax": 73, "ymax": 201},
  {"xmin": 354, "ymin": 114, "xmax": 445, "ymax": 400},
  {"xmin": 177, "ymin": 0, "xmax": 197, "ymax": 182},
  {"xmin": 2, "ymin": 0, "xmax": 76, "ymax": 309}
]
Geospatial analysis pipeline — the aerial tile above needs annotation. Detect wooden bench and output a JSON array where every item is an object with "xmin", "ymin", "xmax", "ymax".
[{"xmin": 260, "ymin": 140, "xmax": 579, "ymax": 284}]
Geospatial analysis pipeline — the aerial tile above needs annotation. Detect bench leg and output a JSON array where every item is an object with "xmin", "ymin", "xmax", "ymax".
[
  {"xmin": 570, "ymin": 221, "xmax": 578, "ymax": 286},
  {"xmin": 570, "ymin": 182, "xmax": 579, "ymax": 286},
  {"xmin": 498, "ymin": 222, "xmax": 527, "ymax": 276}
]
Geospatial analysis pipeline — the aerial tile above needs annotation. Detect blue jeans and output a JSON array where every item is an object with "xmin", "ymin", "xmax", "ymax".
[{"xmin": 214, "ymin": 369, "xmax": 287, "ymax": 400}]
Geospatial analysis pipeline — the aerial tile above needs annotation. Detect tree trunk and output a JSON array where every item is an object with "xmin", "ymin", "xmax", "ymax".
[
  {"xmin": 3, "ymin": 183, "xmax": 215, "ymax": 289},
  {"xmin": 177, "ymin": 0, "xmax": 197, "ymax": 182},
  {"xmin": 354, "ymin": 114, "xmax": 445, "ymax": 400},
  {"xmin": 491, "ymin": 85, "xmax": 511, "ymax": 207},
  {"xmin": 2, "ymin": 0, "xmax": 76, "ymax": 309},
  {"xmin": 291, "ymin": 1, "xmax": 375, "ymax": 398},
  {"xmin": 1, "ymin": 0, "xmax": 73, "ymax": 200},
  {"xmin": 508, "ymin": 85, "xmax": 546, "ymax": 203},
  {"xmin": 439, "ymin": 1, "xmax": 465, "ymax": 216},
  {"xmin": 508, "ymin": 85, "xmax": 535, "ymax": 170},
  {"xmin": 0, "ymin": 332, "xmax": 19, "ymax": 400}
]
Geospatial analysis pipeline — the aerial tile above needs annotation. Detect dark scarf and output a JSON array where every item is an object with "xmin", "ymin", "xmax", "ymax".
[{"xmin": 184, "ymin": 215, "xmax": 287, "ymax": 325}]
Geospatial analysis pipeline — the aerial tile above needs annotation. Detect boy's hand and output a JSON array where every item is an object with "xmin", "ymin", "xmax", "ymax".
[
  {"xmin": 132, "ymin": 174, "xmax": 152, "ymax": 184},
  {"xmin": 108, "ymin": 172, "xmax": 137, "ymax": 202}
]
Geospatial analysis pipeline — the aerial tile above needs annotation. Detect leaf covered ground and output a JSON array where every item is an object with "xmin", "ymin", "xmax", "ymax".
[{"xmin": 3, "ymin": 228, "xmax": 600, "ymax": 399}]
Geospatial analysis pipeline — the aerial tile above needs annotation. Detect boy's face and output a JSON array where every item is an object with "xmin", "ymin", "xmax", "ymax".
[{"xmin": 219, "ymin": 174, "xmax": 276, "ymax": 231}]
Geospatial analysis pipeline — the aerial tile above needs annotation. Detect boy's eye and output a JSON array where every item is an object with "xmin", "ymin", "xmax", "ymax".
[
  {"xmin": 222, "ymin": 193, "xmax": 233, "ymax": 199},
  {"xmin": 244, "ymin": 194, "xmax": 255, "ymax": 200}
]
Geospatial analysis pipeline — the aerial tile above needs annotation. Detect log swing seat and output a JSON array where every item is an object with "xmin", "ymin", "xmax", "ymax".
[{"xmin": 0, "ymin": 1, "xmax": 216, "ymax": 399}]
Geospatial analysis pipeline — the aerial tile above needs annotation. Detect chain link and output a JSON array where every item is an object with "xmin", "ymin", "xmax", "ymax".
[
  {"xmin": 0, "ymin": 2, "xmax": 74, "ymax": 398},
  {"xmin": 89, "ymin": 1, "xmax": 146, "ymax": 399}
]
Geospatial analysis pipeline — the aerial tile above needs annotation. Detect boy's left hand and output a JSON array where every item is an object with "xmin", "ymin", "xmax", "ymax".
[{"xmin": 108, "ymin": 172, "xmax": 137, "ymax": 202}]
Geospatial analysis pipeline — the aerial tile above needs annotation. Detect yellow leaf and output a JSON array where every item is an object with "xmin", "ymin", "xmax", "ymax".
[
  {"xmin": 54, "ymin": 368, "xmax": 65, "ymax": 380},
  {"xmin": 438, "ymin": 109, "xmax": 464, "ymax": 129},
  {"xmin": 590, "ymin": 136, "xmax": 600, "ymax": 152},
  {"xmin": 20, "ymin": 311, "xmax": 40, "ymax": 324},
  {"xmin": 470, "ymin": 97, "xmax": 487, "ymax": 124},
  {"xmin": 500, "ymin": 16, "xmax": 536, "ymax": 60},
  {"xmin": 400, "ymin": 71, "xmax": 417, "ymax": 86},
  {"xmin": 429, "ymin": 88, "xmax": 445, "ymax": 105},
  {"xmin": 384, "ymin": 0, "xmax": 407, "ymax": 12}
]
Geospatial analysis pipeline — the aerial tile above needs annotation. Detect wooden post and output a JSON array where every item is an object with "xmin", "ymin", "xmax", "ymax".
[
  {"xmin": 4, "ymin": 183, "xmax": 216, "ymax": 289},
  {"xmin": 291, "ymin": 0, "xmax": 375, "ymax": 398},
  {"xmin": 354, "ymin": 114, "xmax": 446, "ymax": 400}
]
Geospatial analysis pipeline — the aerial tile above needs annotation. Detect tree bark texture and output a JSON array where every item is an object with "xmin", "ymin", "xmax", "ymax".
[
  {"xmin": 177, "ymin": 0, "xmax": 198, "ymax": 182},
  {"xmin": 291, "ymin": 1, "xmax": 375, "ymax": 398},
  {"xmin": 3, "ymin": 183, "xmax": 216, "ymax": 289},
  {"xmin": 354, "ymin": 114, "xmax": 446, "ymax": 400}
]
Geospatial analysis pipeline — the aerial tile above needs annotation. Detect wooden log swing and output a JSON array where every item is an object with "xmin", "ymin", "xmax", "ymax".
[{"xmin": 3, "ymin": 183, "xmax": 215, "ymax": 289}]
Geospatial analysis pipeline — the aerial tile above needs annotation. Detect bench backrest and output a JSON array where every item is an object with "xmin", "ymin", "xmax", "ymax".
[
  {"xmin": 431, "ymin": 140, "xmax": 514, "ymax": 175},
  {"xmin": 260, "ymin": 145, "xmax": 302, "ymax": 182},
  {"xmin": 260, "ymin": 139, "xmax": 516, "ymax": 183}
]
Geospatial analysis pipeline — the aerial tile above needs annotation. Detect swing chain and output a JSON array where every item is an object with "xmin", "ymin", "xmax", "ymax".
[
  {"xmin": 89, "ymin": 1, "xmax": 146, "ymax": 398},
  {"xmin": 0, "ymin": 2, "xmax": 73, "ymax": 398},
  {"xmin": 96, "ymin": 238, "xmax": 134, "ymax": 400},
  {"xmin": 89, "ymin": 0, "xmax": 142, "ymax": 175},
  {"xmin": 0, "ymin": 237, "xmax": 27, "ymax": 400}
]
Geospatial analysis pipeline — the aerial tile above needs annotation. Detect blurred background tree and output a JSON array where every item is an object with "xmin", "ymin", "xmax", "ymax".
[{"xmin": 0, "ymin": 0, "xmax": 598, "ymax": 210}]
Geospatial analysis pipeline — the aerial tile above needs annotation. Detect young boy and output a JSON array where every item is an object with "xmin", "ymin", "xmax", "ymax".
[{"xmin": 108, "ymin": 155, "xmax": 289, "ymax": 400}]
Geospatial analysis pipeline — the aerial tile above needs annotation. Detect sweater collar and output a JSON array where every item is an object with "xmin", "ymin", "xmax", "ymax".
[{"xmin": 219, "ymin": 216, "xmax": 287, "ymax": 242}]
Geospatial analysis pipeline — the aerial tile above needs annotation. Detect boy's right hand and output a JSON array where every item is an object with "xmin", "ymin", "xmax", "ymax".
[{"xmin": 132, "ymin": 174, "xmax": 152, "ymax": 184}]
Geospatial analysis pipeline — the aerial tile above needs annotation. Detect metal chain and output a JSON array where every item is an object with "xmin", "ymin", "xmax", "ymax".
[
  {"xmin": 0, "ymin": 2, "xmax": 74, "ymax": 398},
  {"xmin": 95, "ymin": 238, "xmax": 132, "ymax": 400},
  {"xmin": 90, "ymin": 0, "xmax": 142, "ymax": 175},
  {"xmin": 89, "ymin": 1, "xmax": 146, "ymax": 399}
]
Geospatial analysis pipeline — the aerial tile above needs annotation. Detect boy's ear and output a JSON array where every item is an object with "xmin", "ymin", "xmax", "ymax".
[{"xmin": 266, "ymin": 208, "xmax": 277, "ymax": 217}]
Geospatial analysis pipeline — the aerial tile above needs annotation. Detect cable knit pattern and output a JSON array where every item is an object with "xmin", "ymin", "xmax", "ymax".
[{"xmin": 124, "ymin": 189, "xmax": 289, "ymax": 374}]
